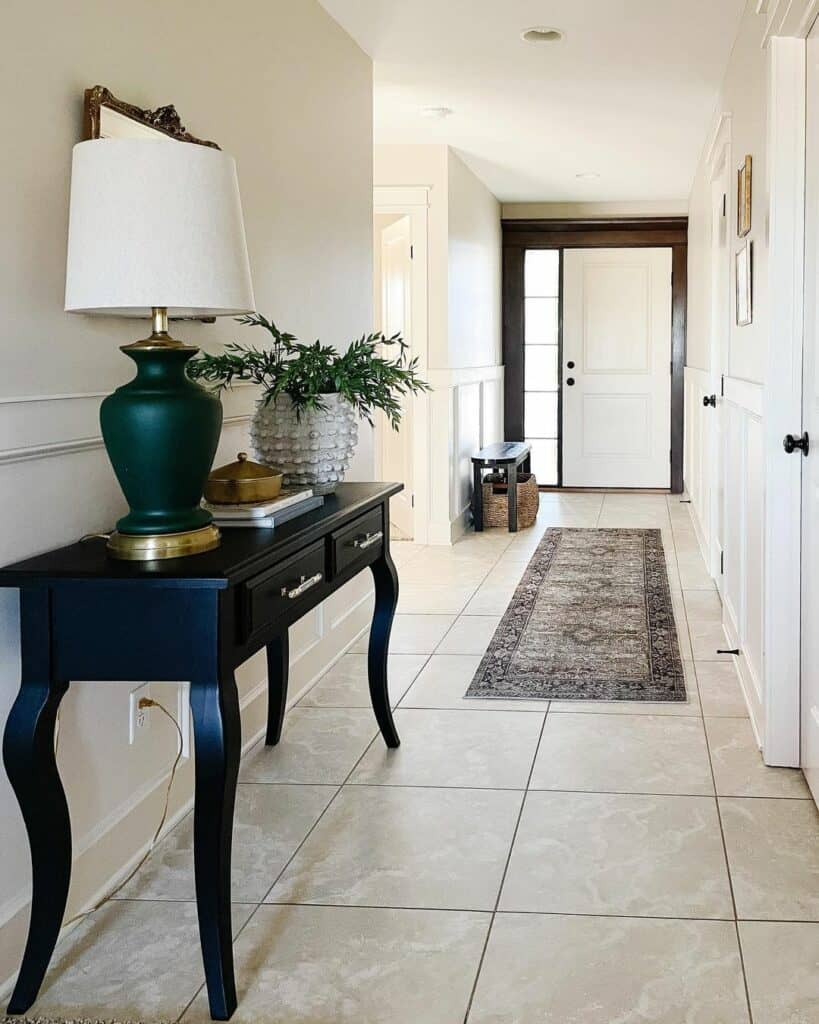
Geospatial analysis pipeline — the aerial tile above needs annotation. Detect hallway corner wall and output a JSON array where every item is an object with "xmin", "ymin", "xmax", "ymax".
[
  {"xmin": 374, "ymin": 145, "xmax": 503, "ymax": 543},
  {"xmin": 685, "ymin": 1, "xmax": 771, "ymax": 743}
]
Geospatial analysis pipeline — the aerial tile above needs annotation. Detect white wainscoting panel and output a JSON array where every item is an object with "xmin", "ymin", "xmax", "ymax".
[
  {"xmin": 721, "ymin": 377, "xmax": 766, "ymax": 739},
  {"xmin": 425, "ymin": 365, "xmax": 504, "ymax": 544}
]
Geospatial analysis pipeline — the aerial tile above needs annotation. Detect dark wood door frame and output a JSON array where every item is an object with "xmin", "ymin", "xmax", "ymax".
[{"xmin": 502, "ymin": 217, "xmax": 688, "ymax": 493}]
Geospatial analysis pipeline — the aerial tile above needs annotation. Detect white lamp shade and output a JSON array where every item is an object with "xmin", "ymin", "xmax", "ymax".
[{"xmin": 65, "ymin": 139, "xmax": 255, "ymax": 317}]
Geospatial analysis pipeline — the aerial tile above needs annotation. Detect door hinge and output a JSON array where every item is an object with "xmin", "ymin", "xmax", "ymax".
[
  {"xmin": 720, "ymin": 550, "xmax": 724, "ymax": 575},
  {"xmin": 670, "ymin": 359, "xmax": 674, "ymax": 374},
  {"xmin": 411, "ymin": 493, "xmax": 415, "ymax": 508},
  {"xmin": 722, "ymin": 193, "xmax": 727, "ymax": 217},
  {"xmin": 410, "ymin": 245, "xmax": 414, "ymax": 259},
  {"xmin": 720, "ymin": 373, "xmax": 725, "ymax": 397}
]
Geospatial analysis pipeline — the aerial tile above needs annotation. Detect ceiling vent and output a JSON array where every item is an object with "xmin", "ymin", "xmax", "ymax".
[{"xmin": 521, "ymin": 26, "xmax": 564, "ymax": 43}]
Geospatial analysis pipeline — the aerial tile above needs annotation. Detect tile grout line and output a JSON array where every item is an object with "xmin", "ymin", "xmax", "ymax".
[
  {"xmin": 462, "ymin": 708, "xmax": 550, "ymax": 1022},
  {"xmin": 175, "ymin": 709, "xmax": 392, "ymax": 1023}
]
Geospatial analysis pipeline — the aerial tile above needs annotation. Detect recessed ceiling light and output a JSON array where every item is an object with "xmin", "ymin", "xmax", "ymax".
[
  {"xmin": 521, "ymin": 26, "xmax": 564, "ymax": 43},
  {"xmin": 575, "ymin": 172, "xmax": 601, "ymax": 181},
  {"xmin": 421, "ymin": 106, "xmax": 454, "ymax": 120}
]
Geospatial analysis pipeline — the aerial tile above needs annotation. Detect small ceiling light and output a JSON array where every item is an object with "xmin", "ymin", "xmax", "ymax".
[
  {"xmin": 521, "ymin": 26, "xmax": 564, "ymax": 43},
  {"xmin": 421, "ymin": 106, "xmax": 454, "ymax": 120},
  {"xmin": 575, "ymin": 172, "xmax": 601, "ymax": 181}
]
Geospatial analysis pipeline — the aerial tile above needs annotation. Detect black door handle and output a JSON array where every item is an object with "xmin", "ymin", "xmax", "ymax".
[
  {"xmin": 783, "ymin": 432, "xmax": 809, "ymax": 455},
  {"xmin": 703, "ymin": 395, "xmax": 716, "ymax": 408},
  {"xmin": 566, "ymin": 377, "xmax": 575, "ymax": 386}
]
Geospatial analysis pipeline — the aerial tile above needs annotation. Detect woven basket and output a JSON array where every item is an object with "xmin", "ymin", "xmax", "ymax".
[{"xmin": 481, "ymin": 472, "xmax": 538, "ymax": 530}]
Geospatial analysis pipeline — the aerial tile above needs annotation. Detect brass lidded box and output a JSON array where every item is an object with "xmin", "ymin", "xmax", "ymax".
[{"xmin": 204, "ymin": 452, "xmax": 283, "ymax": 505}]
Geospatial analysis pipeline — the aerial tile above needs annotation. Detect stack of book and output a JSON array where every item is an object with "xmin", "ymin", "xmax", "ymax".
[{"xmin": 203, "ymin": 487, "xmax": 323, "ymax": 530}]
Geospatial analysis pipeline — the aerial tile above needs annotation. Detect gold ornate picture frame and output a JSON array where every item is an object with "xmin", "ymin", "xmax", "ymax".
[
  {"xmin": 737, "ymin": 154, "xmax": 752, "ymax": 237},
  {"xmin": 83, "ymin": 85, "xmax": 220, "ymax": 149}
]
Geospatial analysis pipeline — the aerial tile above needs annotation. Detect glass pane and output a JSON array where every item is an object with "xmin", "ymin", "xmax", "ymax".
[
  {"xmin": 525, "ymin": 297, "xmax": 558, "ymax": 344},
  {"xmin": 527, "ymin": 439, "xmax": 558, "ymax": 486},
  {"xmin": 524, "ymin": 392, "xmax": 558, "ymax": 438},
  {"xmin": 525, "ymin": 345, "xmax": 558, "ymax": 391},
  {"xmin": 525, "ymin": 249, "xmax": 559, "ymax": 297}
]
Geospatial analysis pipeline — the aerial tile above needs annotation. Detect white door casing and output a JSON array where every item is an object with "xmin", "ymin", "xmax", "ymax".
[
  {"xmin": 709, "ymin": 148, "xmax": 731, "ymax": 592},
  {"xmin": 562, "ymin": 248, "xmax": 673, "ymax": 488},
  {"xmin": 764, "ymin": 34, "xmax": 808, "ymax": 768},
  {"xmin": 801, "ymin": 22, "xmax": 819, "ymax": 797},
  {"xmin": 378, "ymin": 215, "xmax": 414, "ymax": 538}
]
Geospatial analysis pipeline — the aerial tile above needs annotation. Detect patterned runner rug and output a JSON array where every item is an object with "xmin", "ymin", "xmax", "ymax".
[{"xmin": 465, "ymin": 528, "xmax": 685, "ymax": 702}]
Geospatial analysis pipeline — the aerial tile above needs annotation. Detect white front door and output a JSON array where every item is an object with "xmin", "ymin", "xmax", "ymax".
[
  {"xmin": 562, "ymin": 248, "xmax": 673, "ymax": 488},
  {"xmin": 378, "ymin": 216, "xmax": 414, "ymax": 538},
  {"xmin": 801, "ymin": 20, "xmax": 819, "ymax": 803}
]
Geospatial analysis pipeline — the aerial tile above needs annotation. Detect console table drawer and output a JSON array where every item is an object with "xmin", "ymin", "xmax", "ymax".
[
  {"xmin": 330, "ymin": 507, "xmax": 384, "ymax": 578},
  {"xmin": 242, "ymin": 540, "xmax": 327, "ymax": 639}
]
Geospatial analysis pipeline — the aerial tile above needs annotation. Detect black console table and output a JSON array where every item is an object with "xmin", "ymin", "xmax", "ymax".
[{"xmin": 0, "ymin": 482, "xmax": 402, "ymax": 1021}]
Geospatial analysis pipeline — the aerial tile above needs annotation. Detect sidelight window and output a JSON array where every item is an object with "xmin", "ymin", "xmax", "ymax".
[{"xmin": 524, "ymin": 249, "xmax": 560, "ymax": 485}]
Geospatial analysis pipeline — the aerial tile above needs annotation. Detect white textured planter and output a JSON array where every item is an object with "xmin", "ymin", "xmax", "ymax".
[{"xmin": 250, "ymin": 393, "xmax": 359, "ymax": 494}]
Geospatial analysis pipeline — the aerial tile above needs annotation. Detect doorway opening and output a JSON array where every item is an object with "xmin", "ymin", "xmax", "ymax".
[
  {"xmin": 373, "ymin": 188, "xmax": 430, "ymax": 543},
  {"xmin": 503, "ymin": 218, "xmax": 688, "ymax": 492}
]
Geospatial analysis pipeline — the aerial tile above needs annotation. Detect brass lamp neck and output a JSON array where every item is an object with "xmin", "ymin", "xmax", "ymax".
[
  {"xmin": 152, "ymin": 306, "xmax": 169, "ymax": 336},
  {"xmin": 122, "ymin": 306, "xmax": 197, "ymax": 353}
]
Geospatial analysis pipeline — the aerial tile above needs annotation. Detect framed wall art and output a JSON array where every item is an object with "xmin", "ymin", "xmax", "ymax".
[
  {"xmin": 737, "ymin": 154, "xmax": 752, "ymax": 237},
  {"xmin": 736, "ymin": 239, "xmax": 752, "ymax": 326}
]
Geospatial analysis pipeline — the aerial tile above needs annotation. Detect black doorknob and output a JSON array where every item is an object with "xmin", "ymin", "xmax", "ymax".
[
  {"xmin": 566, "ymin": 360, "xmax": 575, "ymax": 369},
  {"xmin": 783, "ymin": 432, "xmax": 809, "ymax": 455},
  {"xmin": 566, "ymin": 377, "xmax": 575, "ymax": 386},
  {"xmin": 703, "ymin": 395, "xmax": 717, "ymax": 408}
]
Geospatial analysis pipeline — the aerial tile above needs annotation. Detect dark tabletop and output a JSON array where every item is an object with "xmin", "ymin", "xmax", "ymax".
[
  {"xmin": 0, "ymin": 482, "xmax": 402, "ymax": 588},
  {"xmin": 471, "ymin": 441, "xmax": 531, "ymax": 464}
]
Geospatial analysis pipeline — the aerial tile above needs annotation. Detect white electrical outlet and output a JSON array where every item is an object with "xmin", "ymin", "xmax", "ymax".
[{"xmin": 129, "ymin": 682, "xmax": 153, "ymax": 744}]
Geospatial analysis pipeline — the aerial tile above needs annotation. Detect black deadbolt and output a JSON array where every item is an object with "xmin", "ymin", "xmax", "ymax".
[
  {"xmin": 567, "ymin": 360, "xmax": 575, "ymax": 369},
  {"xmin": 566, "ymin": 377, "xmax": 575, "ymax": 386}
]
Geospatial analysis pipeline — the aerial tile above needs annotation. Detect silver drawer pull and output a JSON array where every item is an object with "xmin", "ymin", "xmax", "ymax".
[
  {"xmin": 352, "ymin": 530, "xmax": 383, "ymax": 550},
  {"xmin": 280, "ymin": 572, "xmax": 323, "ymax": 599}
]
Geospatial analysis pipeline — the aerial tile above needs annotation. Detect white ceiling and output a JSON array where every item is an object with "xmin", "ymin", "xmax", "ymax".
[{"xmin": 319, "ymin": 0, "xmax": 745, "ymax": 203}]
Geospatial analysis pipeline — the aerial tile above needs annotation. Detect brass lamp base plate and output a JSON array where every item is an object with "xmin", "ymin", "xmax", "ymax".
[{"xmin": 107, "ymin": 524, "xmax": 221, "ymax": 561}]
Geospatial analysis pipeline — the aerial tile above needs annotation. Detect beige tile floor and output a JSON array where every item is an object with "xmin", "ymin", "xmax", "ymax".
[{"xmin": 24, "ymin": 492, "xmax": 819, "ymax": 1023}]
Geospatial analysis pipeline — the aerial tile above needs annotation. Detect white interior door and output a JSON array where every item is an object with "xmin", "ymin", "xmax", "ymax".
[
  {"xmin": 801, "ymin": 21, "xmax": 819, "ymax": 802},
  {"xmin": 378, "ymin": 216, "xmax": 414, "ymax": 537},
  {"xmin": 562, "ymin": 248, "xmax": 673, "ymax": 488}
]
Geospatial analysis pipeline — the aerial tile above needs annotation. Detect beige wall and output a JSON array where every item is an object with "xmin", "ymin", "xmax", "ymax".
[
  {"xmin": 448, "ymin": 151, "xmax": 502, "ymax": 369},
  {"xmin": 687, "ymin": 6, "xmax": 769, "ymax": 379},
  {"xmin": 0, "ymin": 0, "xmax": 373, "ymax": 989}
]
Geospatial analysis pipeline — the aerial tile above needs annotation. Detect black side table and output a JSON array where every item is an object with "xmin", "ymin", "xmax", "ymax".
[{"xmin": 471, "ymin": 442, "xmax": 532, "ymax": 532}]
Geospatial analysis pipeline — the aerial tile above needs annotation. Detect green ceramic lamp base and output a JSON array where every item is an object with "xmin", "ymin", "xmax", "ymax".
[{"xmin": 100, "ymin": 308, "xmax": 224, "ymax": 561}]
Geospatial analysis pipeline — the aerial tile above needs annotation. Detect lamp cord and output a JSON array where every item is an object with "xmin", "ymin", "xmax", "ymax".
[{"xmin": 56, "ymin": 698, "xmax": 183, "ymax": 928}]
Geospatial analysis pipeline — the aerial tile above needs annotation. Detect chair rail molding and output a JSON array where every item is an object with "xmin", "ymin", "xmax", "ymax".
[{"xmin": 0, "ymin": 384, "xmax": 259, "ymax": 466}]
